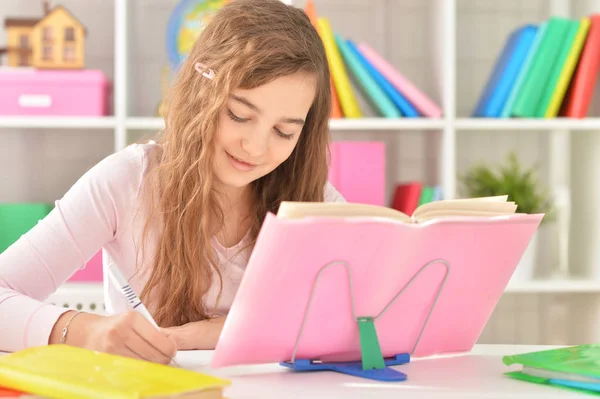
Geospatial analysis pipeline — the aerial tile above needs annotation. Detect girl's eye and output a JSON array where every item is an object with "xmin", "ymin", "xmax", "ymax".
[
  {"xmin": 275, "ymin": 127, "xmax": 294, "ymax": 140},
  {"xmin": 227, "ymin": 109, "xmax": 249, "ymax": 123},
  {"xmin": 228, "ymin": 107, "xmax": 294, "ymax": 140}
]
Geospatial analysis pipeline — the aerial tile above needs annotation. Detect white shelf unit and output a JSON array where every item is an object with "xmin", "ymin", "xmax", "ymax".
[
  {"xmin": 3, "ymin": 115, "xmax": 599, "ymax": 133},
  {"xmin": 0, "ymin": 117, "xmax": 116, "ymax": 129},
  {"xmin": 2, "ymin": 0, "xmax": 598, "ymax": 201},
  {"xmin": 0, "ymin": 0, "xmax": 595, "ymax": 286},
  {"xmin": 3, "ymin": 0, "xmax": 600, "ymax": 345},
  {"xmin": 42, "ymin": 278, "xmax": 600, "ymax": 320},
  {"xmin": 505, "ymin": 280, "xmax": 600, "ymax": 294},
  {"xmin": 455, "ymin": 118, "xmax": 600, "ymax": 131},
  {"xmin": 126, "ymin": 116, "xmax": 447, "ymax": 131}
]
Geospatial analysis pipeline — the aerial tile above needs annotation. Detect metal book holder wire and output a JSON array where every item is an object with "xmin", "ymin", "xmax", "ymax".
[{"xmin": 280, "ymin": 258, "xmax": 451, "ymax": 382}]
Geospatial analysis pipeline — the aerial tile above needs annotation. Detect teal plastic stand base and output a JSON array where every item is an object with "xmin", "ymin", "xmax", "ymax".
[{"xmin": 280, "ymin": 353, "xmax": 410, "ymax": 382}]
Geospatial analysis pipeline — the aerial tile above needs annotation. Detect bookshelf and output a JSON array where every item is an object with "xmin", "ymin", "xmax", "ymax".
[
  {"xmin": 505, "ymin": 279, "xmax": 600, "ymax": 294},
  {"xmin": 1, "ymin": 115, "xmax": 597, "ymax": 133},
  {"xmin": 3, "ymin": 0, "xmax": 600, "ymax": 345},
  {"xmin": 0, "ymin": 117, "xmax": 116, "ymax": 129},
  {"xmin": 43, "ymin": 278, "xmax": 600, "ymax": 318},
  {"xmin": 125, "ymin": 116, "xmax": 447, "ymax": 131},
  {"xmin": 3, "ymin": 0, "xmax": 598, "ymax": 200},
  {"xmin": 455, "ymin": 117, "xmax": 600, "ymax": 131}
]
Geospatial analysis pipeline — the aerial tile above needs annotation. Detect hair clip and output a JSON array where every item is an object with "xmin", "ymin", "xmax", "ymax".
[{"xmin": 195, "ymin": 62, "xmax": 215, "ymax": 80}]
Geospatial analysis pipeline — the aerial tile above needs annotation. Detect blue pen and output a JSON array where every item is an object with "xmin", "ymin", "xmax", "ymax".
[{"xmin": 107, "ymin": 262, "xmax": 181, "ymax": 366}]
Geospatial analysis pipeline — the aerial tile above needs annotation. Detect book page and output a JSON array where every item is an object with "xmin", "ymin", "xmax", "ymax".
[
  {"xmin": 415, "ymin": 209, "xmax": 518, "ymax": 222},
  {"xmin": 459, "ymin": 195, "xmax": 509, "ymax": 202},
  {"xmin": 521, "ymin": 366, "xmax": 599, "ymax": 384},
  {"xmin": 412, "ymin": 196, "xmax": 516, "ymax": 221},
  {"xmin": 277, "ymin": 195, "xmax": 516, "ymax": 224},
  {"xmin": 277, "ymin": 202, "xmax": 412, "ymax": 223}
]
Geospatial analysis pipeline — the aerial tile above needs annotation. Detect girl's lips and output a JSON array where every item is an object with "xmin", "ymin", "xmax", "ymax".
[{"xmin": 227, "ymin": 152, "xmax": 257, "ymax": 171}]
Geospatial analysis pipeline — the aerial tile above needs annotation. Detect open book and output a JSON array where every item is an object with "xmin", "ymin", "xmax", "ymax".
[
  {"xmin": 212, "ymin": 193, "xmax": 543, "ymax": 369},
  {"xmin": 277, "ymin": 195, "xmax": 518, "ymax": 223}
]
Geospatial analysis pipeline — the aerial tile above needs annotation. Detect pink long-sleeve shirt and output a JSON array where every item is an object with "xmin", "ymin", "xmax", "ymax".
[{"xmin": 0, "ymin": 142, "xmax": 345, "ymax": 352}]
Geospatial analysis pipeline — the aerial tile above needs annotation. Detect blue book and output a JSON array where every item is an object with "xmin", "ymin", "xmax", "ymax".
[
  {"xmin": 550, "ymin": 379, "xmax": 600, "ymax": 392},
  {"xmin": 501, "ymin": 22, "xmax": 548, "ymax": 117},
  {"xmin": 472, "ymin": 24, "xmax": 538, "ymax": 117},
  {"xmin": 432, "ymin": 185, "xmax": 443, "ymax": 201},
  {"xmin": 346, "ymin": 39, "xmax": 419, "ymax": 117},
  {"xmin": 335, "ymin": 34, "xmax": 401, "ymax": 118}
]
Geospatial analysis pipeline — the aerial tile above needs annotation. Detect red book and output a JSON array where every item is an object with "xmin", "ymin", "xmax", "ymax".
[
  {"xmin": 391, "ymin": 182, "xmax": 422, "ymax": 215},
  {"xmin": 561, "ymin": 14, "xmax": 600, "ymax": 118}
]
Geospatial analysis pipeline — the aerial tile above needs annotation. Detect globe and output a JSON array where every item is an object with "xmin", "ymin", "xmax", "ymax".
[{"xmin": 166, "ymin": 0, "xmax": 229, "ymax": 69}]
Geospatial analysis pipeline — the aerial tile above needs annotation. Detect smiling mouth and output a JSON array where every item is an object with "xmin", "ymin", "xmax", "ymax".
[{"xmin": 227, "ymin": 152, "xmax": 257, "ymax": 168}]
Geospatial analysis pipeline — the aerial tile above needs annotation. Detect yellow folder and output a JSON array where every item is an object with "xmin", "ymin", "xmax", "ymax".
[{"xmin": 0, "ymin": 345, "xmax": 230, "ymax": 399}]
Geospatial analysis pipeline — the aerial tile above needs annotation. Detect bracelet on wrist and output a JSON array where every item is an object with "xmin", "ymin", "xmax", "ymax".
[{"xmin": 60, "ymin": 311, "xmax": 85, "ymax": 345}]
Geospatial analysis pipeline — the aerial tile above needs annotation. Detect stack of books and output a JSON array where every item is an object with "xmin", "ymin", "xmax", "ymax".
[
  {"xmin": 305, "ymin": 0, "xmax": 442, "ymax": 119},
  {"xmin": 473, "ymin": 15, "xmax": 600, "ymax": 118},
  {"xmin": 504, "ymin": 343, "xmax": 600, "ymax": 394}
]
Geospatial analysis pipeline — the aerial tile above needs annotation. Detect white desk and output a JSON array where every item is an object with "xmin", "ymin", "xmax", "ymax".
[
  {"xmin": 172, "ymin": 344, "xmax": 588, "ymax": 398},
  {"xmin": 0, "ymin": 344, "xmax": 591, "ymax": 398}
]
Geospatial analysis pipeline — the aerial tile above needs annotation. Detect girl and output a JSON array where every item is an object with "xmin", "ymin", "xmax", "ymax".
[{"xmin": 0, "ymin": 0, "xmax": 344, "ymax": 364}]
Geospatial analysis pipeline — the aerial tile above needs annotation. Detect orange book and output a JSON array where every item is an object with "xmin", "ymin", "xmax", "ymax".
[
  {"xmin": 560, "ymin": 14, "xmax": 600, "ymax": 118},
  {"xmin": 0, "ymin": 386, "xmax": 38, "ymax": 398},
  {"xmin": 304, "ymin": 0, "xmax": 343, "ymax": 118}
]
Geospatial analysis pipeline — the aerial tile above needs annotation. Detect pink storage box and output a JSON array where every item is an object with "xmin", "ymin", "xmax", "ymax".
[
  {"xmin": 0, "ymin": 69, "xmax": 110, "ymax": 116},
  {"xmin": 328, "ymin": 141, "xmax": 386, "ymax": 206},
  {"xmin": 68, "ymin": 250, "xmax": 103, "ymax": 282}
]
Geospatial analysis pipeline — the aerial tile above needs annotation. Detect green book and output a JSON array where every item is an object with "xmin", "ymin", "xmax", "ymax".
[
  {"xmin": 503, "ymin": 344, "xmax": 600, "ymax": 395},
  {"xmin": 535, "ymin": 19, "xmax": 580, "ymax": 117},
  {"xmin": 511, "ymin": 17, "xmax": 572, "ymax": 117},
  {"xmin": 418, "ymin": 186, "xmax": 435, "ymax": 206}
]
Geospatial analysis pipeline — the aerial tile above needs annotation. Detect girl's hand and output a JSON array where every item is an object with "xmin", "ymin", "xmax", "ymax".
[
  {"xmin": 50, "ymin": 310, "xmax": 177, "ymax": 365},
  {"xmin": 162, "ymin": 316, "xmax": 226, "ymax": 350}
]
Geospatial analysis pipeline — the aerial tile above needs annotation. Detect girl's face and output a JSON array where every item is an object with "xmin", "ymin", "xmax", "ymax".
[{"xmin": 212, "ymin": 72, "xmax": 316, "ymax": 191}]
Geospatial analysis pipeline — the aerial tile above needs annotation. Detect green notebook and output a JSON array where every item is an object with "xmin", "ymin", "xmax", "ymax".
[
  {"xmin": 511, "ymin": 17, "xmax": 573, "ymax": 117},
  {"xmin": 503, "ymin": 344, "xmax": 600, "ymax": 395},
  {"xmin": 535, "ymin": 19, "xmax": 581, "ymax": 117}
]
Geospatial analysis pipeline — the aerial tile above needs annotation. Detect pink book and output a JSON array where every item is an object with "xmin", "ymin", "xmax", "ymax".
[
  {"xmin": 212, "ymin": 198, "xmax": 543, "ymax": 370},
  {"xmin": 358, "ymin": 43, "xmax": 442, "ymax": 118},
  {"xmin": 329, "ymin": 141, "xmax": 385, "ymax": 206}
]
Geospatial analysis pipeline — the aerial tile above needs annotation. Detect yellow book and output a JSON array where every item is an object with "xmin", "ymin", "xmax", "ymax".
[
  {"xmin": 304, "ymin": 0, "xmax": 343, "ymax": 118},
  {"xmin": 317, "ymin": 17, "xmax": 362, "ymax": 118},
  {"xmin": 0, "ymin": 345, "xmax": 230, "ymax": 399},
  {"xmin": 545, "ymin": 17, "xmax": 591, "ymax": 117}
]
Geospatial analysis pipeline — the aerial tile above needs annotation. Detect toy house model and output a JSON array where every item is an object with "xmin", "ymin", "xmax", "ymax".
[{"xmin": 2, "ymin": 1, "xmax": 86, "ymax": 69}]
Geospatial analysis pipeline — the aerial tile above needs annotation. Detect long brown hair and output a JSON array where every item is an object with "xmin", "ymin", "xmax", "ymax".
[{"xmin": 139, "ymin": 0, "xmax": 332, "ymax": 327}]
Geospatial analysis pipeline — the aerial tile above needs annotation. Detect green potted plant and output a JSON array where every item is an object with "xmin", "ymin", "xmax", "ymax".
[{"xmin": 458, "ymin": 152, "xmax": 554, "ymax": 283}]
